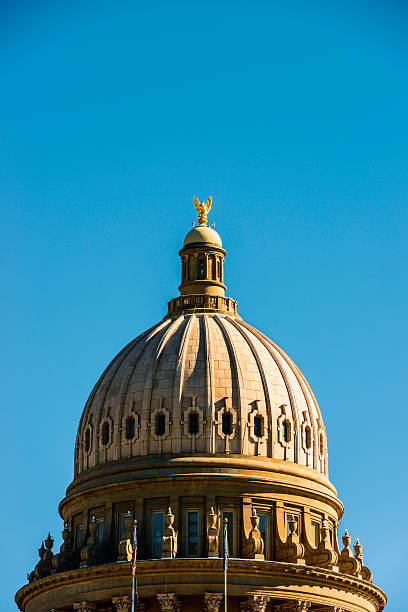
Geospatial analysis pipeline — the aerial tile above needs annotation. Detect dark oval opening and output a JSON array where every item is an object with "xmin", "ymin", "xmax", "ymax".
[
  {"xmin": 102, "ymin": 422, "xmax": 110, "ymax": 446},
  {"xmin": 84, "ymin": 428, "xmax": 91, "ymax": 452},
  {"xmin": 222, "ymin": 412, "xmax": 232, "ymax": 436},
  {"xmin": 254, "ymin": 415, "xmax": 263, "ymax": 438},
  {"xmin": 188, "ymin": 412, "xmax": 199, "ymax": 435},
  {"xmin": 125, "ymin": 416, "xmax": 136, "ymax": 440},
  {"xmin": 155, "ymin": 413, "xmax": 166, "ymax": 436},
  {"xmin": 305, "ymin": 426, "xmax": 311, "ymax": 449}
]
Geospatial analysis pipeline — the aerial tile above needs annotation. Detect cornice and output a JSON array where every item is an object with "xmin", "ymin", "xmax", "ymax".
[{"xmin": 15, "ymin": 558, "xmax": 386, "ymax": 612}]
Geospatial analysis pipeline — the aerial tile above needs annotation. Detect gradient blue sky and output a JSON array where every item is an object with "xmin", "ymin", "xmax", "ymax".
[{"xmin": 1, "ymin": 1, "xmax": 407, "ymax": 610}]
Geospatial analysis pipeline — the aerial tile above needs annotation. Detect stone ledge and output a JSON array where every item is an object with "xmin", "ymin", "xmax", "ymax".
[{"xmin": 16, "ymin": 558, "xmax": 386, "ymax": 612}]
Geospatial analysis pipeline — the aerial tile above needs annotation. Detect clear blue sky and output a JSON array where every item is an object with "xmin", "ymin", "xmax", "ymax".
[{"xmin": 1, "ymin": 1, "xmax": 407, "ymax": 610}]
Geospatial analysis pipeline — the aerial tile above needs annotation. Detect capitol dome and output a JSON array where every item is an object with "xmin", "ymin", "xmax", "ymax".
[
  {"xmin": 75, "ymin": 199, "xmax": 327, "ymax": 479},
  {"xmin": 18, "ymin": 197, "xmax": 386, "ymax": 612}
]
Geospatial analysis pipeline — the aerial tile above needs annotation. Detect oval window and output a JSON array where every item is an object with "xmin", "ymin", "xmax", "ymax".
[
  {"xmin": 84, "ymin": 428, "xmax": 91, "ymax": 453},
  {"xmin": 101, "ymin": 422, "xmax": 110, "ymax": 446},
  {"xmin": 188, "ymin": 412, "xmax": 199, "ymax": 435},
  {"xmin": 222, "ymin": 412, "xmax": 232, "ymax": 436},
  {"xmin": 125, "ymin": 416, "xmax": 136, "ymax": 440},
  {"xmin": 282, "ymin": 420, "xmax": 291, "ymax": 443},
  {"xmin": 319, "ymin": 433, "xmax": 324, "ymax": 455},
  {"xmin": 254, "ymin": 415, "xmax": 263, "ymax": 438},
  {"xmin": 155, "ymin": 413, "xmax": 166, "ymax": 436},
  {"xmin": 305, "ymin": 426, "xmax": 311, "ymax": 449}
]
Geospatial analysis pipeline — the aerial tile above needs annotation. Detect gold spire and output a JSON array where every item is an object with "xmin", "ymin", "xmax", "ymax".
[{"xmin": 194, "ymin": 195, "xmax": 212, "ymax": 225}]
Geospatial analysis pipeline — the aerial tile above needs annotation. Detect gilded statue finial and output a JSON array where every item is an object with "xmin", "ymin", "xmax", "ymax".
[{"xmin": 194, "ymin": 195, "xmax": 212, "ymax": 225}]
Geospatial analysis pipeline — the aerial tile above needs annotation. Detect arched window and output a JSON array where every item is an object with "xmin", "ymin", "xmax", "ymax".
[
  {"xmin": 188, "ymin": 412, "xmax": 199, "ymax": 435},
  {"xmin": 125, "ymin": 415, "xmax": 136, "ymax": 440},
  {"xmin": 155, "ymin": 413, "xmax": 166, "ymax": 436},
  {"xmin": 222, "ymin": 412, "xmax": 232, "ymax": 436},
  {"xmin": 84, "ymin": 428, "xmax": 91, "ymax": 453},
  {"xmin": 282, "ymin": 420, "xmax": 291, "ymax": 443},
  {"xmin": 254, "ymin": 415, "xmax": 263, "ymax": 438},
  {"xmin": 319, "ymin": 433, "xmax": 324, "ymax": 455},
  {"xmin": 305, "ymin": 426, "xmax": 311, "ymax": 449},
  {"xmin": 101, "ymin": 422, "xmax": 110, "ymax": 446}
]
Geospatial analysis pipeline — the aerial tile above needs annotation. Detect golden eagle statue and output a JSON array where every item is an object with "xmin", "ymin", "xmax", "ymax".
[{"xmin": 194, "ymin": 195, "xmax": 212, "ymax": 225}]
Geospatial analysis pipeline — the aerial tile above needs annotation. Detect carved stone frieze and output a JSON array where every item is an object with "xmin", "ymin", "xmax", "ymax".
[
  {"xmin": 203, "ymin": 592, "xmax": 223, "ymax": 612},
  {"xmin": 162, "ymin": 508, "xmax": 177, "ymax": 558},
  {"xmin": 112, "ymin": 596, "xmax": 131, "ymax": 612},
  {"xmin": 338, "ymin": 530, "xmax": 361, "ymax": 576},
  {"xmin": 275, "ymin": 601, "xmax": 311, "ymax": 612},
  {"xmin": 80, "ymin": 517, "xmax": 102, "ymax": 567},
  {"xmin": 157, "ymin": 593, "xmax": 182, "ymax": 611},
  {"xmin": 52, "ymin": 525, "xmax": 74, "ymax": 572},
  {"xmin": 117, "ymin": 514, "xmax": 134, "ymax": 562},
  {"xmin": 207, "ymin": 507, "xmax": 219, "ymax": 557},
  {"xmin": 241, "ymin": 595, "xmax": 270, "ymax": 611},
  {"xmin": 73, "ymin": 602, "xmax": 97, "ymax": 612},
  {"xmin": 243, "ymin": 508, "xmax": 264, "ymax": 560}
]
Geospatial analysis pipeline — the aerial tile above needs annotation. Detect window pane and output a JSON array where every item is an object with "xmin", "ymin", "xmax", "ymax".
[
  {"xmin": 221, "ymin": 511, "xmax": 234, "ymax": 556},
  {"xmin": 151, "ymin": 512, "xmax": 164, "ymax": 558},
  {"xmin": 311, "ymin": 521, "xmax": 319, "ymax": 546},
  {"xmin": 257, "ymin": 512, "xmax": 266, "ymax": 543},
  {"xmin": 186, "ymin": 510, "xmax": 200, "ymax": 556},
  {"xmin": 75, "ymin": 525, "xmax": 83, "ymax": 549},
  {"xmin": 119, "ymin": 513, "xmax": 129, "ymax": 539},
  {"xmin": 96, "ymin": 519, "xmax": 104, "ymax": 543}
]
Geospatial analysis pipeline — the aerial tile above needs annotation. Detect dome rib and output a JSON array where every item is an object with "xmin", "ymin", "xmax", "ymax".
[
  {"xmin": 214, "ymin": 316, "xmax": 249, "ymax": 455},
  {"xmin": 94, "ymin": 319, "xmax": 172, "ymax": 466},
  {"xmin": 171, "ymin": 314, "xmax": 196, "ymax": 454},
  {"xmin": 237, "ymin": 319, "xmax": 300, "ymax": 463},
  {"xmin": 245, "ymin": 323, "xmax": 326, "ymax": 475},
  {"xmin": 203, "ymin": 315, "xmax": 215, "ymax": 454},
  {"xmin": 141, "ymin": 315, "xmax": 185, "ymax": 455},
  {"xmin": 76, "ymin": 319, "xmax": 168, "ymax": 474},
  {"xmin": 226, "ymin": 317, "xmax": 273, "ymax": 457},
  {"xmin": 115, "ymin": 320, "xmax": 172, "ymax": 462}
]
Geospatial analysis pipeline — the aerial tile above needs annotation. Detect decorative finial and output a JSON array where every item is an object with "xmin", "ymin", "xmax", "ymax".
[{"xmin": 194, "ymin": 195, "xmax": 212, "ymax": 225}]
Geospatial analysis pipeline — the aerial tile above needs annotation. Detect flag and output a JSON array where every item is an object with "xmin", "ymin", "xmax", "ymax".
[
  {"xmin": 223, "ymin": 520, "xmax": 229, "ymax": 572},
  {"xmin": 131, "ymin": 520, "xmax": 138, "ymax": 611},
  {"xmin": 132, "ymin": 523, "xmax": 137, "ymax": 576}
]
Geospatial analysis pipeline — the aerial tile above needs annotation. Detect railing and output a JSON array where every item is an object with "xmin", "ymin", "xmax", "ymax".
[{"xmin": 167, "ymin": 295, "xmax": 238, "ymax": 316}]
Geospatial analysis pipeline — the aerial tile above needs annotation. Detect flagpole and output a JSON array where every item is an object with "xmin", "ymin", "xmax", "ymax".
[
  {"xmin": 131, "ymin": 519, "xmax": 138, "ymax": 612},
  {"xmin": 223, "ymin": 518, "xmax": 228, "ymax": 612}
]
